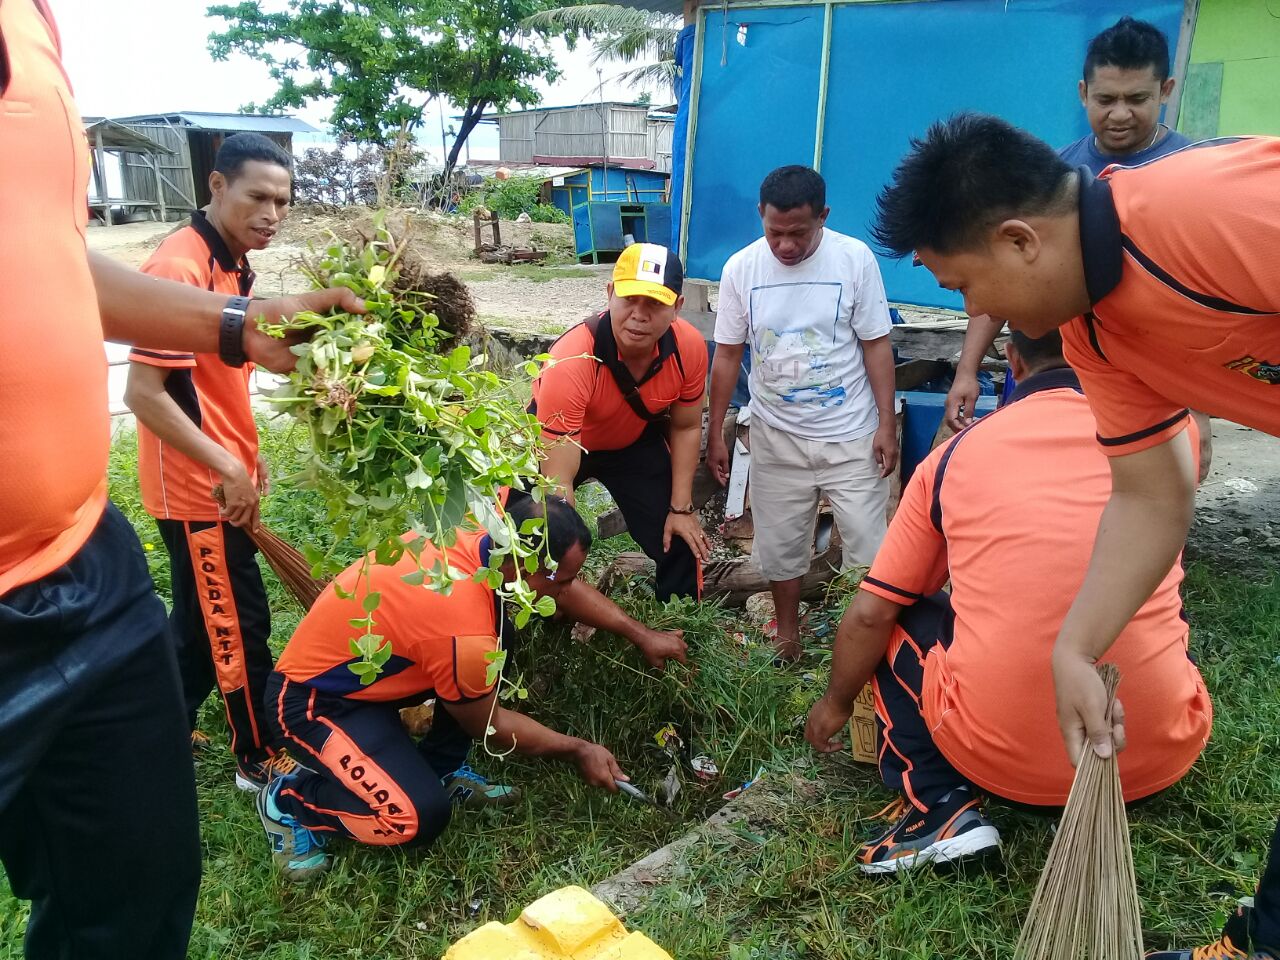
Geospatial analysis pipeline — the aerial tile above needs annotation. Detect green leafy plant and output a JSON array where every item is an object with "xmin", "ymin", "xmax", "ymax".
[
  {"xmin": 266, "ymin": 214, "xmax": 556, "ymax": 681},
  {"xmin": 458, "ymin": 175, "xmax": 570, "ymax": 224}
]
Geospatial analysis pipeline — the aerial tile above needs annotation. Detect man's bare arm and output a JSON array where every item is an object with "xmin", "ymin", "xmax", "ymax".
[
  {"xmin": 1052, "ymin": 430, "xmax": 1196, "ymax": 763},
  {"xmin": 945, "ymin": 315, "xmax": 1004, "ymax": 431},
  {"xmin": 705, "ymin": 342, "xmax": 746, "ymax": 485},
  {"xmin": 89, "ymin": 251, "xmax": 364, "ymax": 373}
]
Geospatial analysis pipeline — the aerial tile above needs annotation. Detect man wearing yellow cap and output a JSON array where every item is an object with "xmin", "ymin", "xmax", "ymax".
[{"xmin": 530, "ymin": 243, "xmax": 710, "ymax": 604}]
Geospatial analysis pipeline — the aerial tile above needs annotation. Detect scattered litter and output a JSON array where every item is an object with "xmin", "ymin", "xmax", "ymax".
[
  {"xmin": 1224, "ymin": 478, "xmax": 1261, "ymax": 494},
  {"xmin": 1199, "ymin": 516, "xmax": 1223, "ymax": 525},
  {"xmin": 654, "ymin": 724, "xmax": 683, "ymax": 756},
  {"xmin": 802, "ymin": 672, "xmax": 817, "ymax": 685},
  {"xmin": 663, "ymin": 773, "xmax": 679, "ymax": 805},
  {"xmin": 1233, "ymin": 536, "xmax": 1250, "ymax": 546},
  {"xmin": 690, "ymin": 754, "xmax": 720, "ymax": 780},
  {"xmin": 731, "ymin": 631, "xmax": 751, "ymax": 647},
  {"xmin": 722, "ymin": 767, "xmax": 766, "ymax": 801},
  {"xmin": 811, "ymin": 620, "xmax": 831, "ymax": 638},
  {"xmin": 467, "ymin": 898, "xmax": 483, "ymax": 918}
]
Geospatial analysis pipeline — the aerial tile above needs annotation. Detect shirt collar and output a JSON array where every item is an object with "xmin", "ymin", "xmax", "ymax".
[
  {"xmin": 190, "ymin": 208, "xmax": 253, "ymax": 280},
  {"xmin": 1007, "ymin": 365, "xmax": 1082, "ymax": 404},
  {"xmin": 1076, "ymin": 167, "xmax": 1123, "ymax": 306}
]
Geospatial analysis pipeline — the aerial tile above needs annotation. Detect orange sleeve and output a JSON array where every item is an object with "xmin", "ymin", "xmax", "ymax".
[
  {"xmin": 860, "ymin": 444, "xmax": 949, "ymax": 605},
  {"xmin": 128, "ymin": 256, "xmax": 209, "ymax": 366},
  {"xmin": 434, "ymin": 634, "xmax": 500, "ymax": 703},
  {"xmin": 675, "ymin": 323, "xmax": 709, "ymax": 405},
  {"xmin": 531, "ymin": 353, "xmax": 598, "ymax": 441},
  {"xmin": 1062, "ymin": 318, "xmax": 1188, "ymax": 457}
]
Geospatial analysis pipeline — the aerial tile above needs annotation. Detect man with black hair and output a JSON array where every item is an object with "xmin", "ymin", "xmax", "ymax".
[
  {"xmin": 256, "ymin": 492, "xmax": 633, "ymax": 881},
  {"xmin": 532, "ymin": 242, "xmax": 708, "ymax": 621},
  {"xmin": 873, "ymin": 114, "xmax": 1279, "ymax": 958},
  {"xmin": 125, "ymin": 132, "xmax": 297, "ymax": 790},
  {"xmin": 805, "ymin": 330, "xmax": 1209, "ymax": 874},
  {"xmin": 945, "ymin": 15, "xmax": 1194, "ymax": 437},
  {"xmin": 706, "ymin": 165, "xmax": 898, "ymax": 661}
]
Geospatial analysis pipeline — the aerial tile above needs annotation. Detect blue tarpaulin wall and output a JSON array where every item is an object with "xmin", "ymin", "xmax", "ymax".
[
  {"xmin": 680, "ymin": 0, "xmax": 1184, "ymax": 308},
  {"xmin": 669, "ymin": 23, "xmax": 697, "ymax": 250}
]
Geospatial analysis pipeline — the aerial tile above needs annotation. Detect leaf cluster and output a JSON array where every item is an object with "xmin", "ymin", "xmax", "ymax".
[{"xmin": 267, "ymin": 213, "xmax": 556, "ymax": 680}]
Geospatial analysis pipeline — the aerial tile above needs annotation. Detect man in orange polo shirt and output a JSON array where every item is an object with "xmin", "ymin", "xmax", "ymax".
[
  {"xmin": 805, "ymin": 331, "xmax": 1210, "ymax": 874},
  {"xmin": 531, "ymin": 243, "xmax": 710, "ymax": 605},
  {"xmin": 125, "ymin": 133, "xmax": 295, "ymax": 791},
  {"xmin": 0, "ymin": 1, "xmax": 362, "ymax": 954},
  {"xmin": 255, "ymin": 492, "xmax": 629, "ymax": 880},
  {"xmin": 873, "ymin": 114, "xmax": 1278, "ymax": 959}
]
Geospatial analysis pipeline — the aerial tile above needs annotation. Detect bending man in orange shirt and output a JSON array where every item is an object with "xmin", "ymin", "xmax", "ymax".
[
  {"xmin": 872, "ymin": 114, "xmax": 1280, "ymax": 960},
  {"xmin": 257, "ymin": 493, "xmax": 630, "ymax": 881},
  {"xmin": 805, "ymin": 331, "xmax": 1209, "ymax": 875},
  {"xmin": 531, "ymin": 244, "xmax": 709, "ymax": 612},
  {"xmin": 126, "ymin": 133, "xmax": 294, "ymax": 791}
]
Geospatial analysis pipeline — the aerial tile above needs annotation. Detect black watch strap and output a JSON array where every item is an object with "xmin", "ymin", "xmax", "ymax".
[{"xmin": 219, "ymin": 296, "xmax": 250, "ymax": 367}]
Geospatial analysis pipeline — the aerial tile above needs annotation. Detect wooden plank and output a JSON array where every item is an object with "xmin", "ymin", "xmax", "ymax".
[{"xmin": 94, "ymin": 128, "xmax": 112, "ymax": 226}]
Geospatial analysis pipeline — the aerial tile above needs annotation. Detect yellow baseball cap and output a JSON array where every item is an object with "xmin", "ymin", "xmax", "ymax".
[{"xmin": 612, "ymin": 243, "xmax": 685, "ymax": 307}]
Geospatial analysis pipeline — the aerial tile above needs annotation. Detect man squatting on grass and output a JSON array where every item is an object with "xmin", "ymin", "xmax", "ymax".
[
  {"xmin": 530, "ymin": 242, "xmax": 710, "ymax": 615},
  {"xmin": 944, "ymin": 16, "xmax": 1209, "ymax": 483},
  {"xmin": 706, "ymin": 166, "xmax": 899, "ymax": 661},
  {"xmin": 255, "ymin": 492, "xmax": 666, "ymax": 881},
  {"xmin": 872, "ymin": 114, "xmax": 1280, "ymax": 959},
  {"xmin": 805, "ymin": 329, "xmax": 1210, "ymax": 876},
  {"xmin": 126, "ymin": 133, "xmax": 299, "ymax": 792},
  {"xmin": 0, "ymin": 1, "xmax": 364, "ymax": 955}
]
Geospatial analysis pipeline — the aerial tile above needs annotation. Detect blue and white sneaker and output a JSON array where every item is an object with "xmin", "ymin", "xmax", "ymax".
[
  {"xmin": 441, "ymin": 765, "xmax": 520, "ymax": 809},
  {"xmin": 256, "ymin": 775, "xmax": 329, "ymax": 882}
]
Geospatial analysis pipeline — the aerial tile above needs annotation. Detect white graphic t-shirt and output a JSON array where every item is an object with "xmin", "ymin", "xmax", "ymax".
[{"xmin": 715, "ymin": 230, "xmax": 893, "ymax": 442}]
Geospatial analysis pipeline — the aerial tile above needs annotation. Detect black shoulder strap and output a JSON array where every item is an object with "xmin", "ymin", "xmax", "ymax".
[{"xmin": 586, "ymin": 312, "xmax": 682, "ymax": 424}]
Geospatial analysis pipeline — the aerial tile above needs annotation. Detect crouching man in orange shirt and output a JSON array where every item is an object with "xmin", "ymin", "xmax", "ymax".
[
  {"xmin": 256, "ymin": 492, "xmax": 640, "ymax": 881},
  {"xmin": 805, "ymin": 331, "xmax": 1210, "ymax": 875}
]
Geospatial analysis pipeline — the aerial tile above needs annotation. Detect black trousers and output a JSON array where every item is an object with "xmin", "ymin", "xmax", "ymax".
[
  {"xmin": 0, "ymin": 504, "xmax": 201, "ymax": 960},
  {"xmin": 873, "ymin": 593, "xmax": 969, "ymax": 812},
  {"xmin": 575, "ymin": 425, "xmax": 700, "ymax": 602},
  {"xmin": 265, "ymin": 673, "xmax": 471, "ymax": 848},
  {"xmin": 157, "ymin": 518, "xmax": 275, "ymax": 763},
  {"xmin": 1254, "ymin": 815, "xmax": 1280, "ymax": 952}
]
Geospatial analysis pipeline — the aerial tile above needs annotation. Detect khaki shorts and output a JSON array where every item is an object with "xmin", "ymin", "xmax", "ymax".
[{"xmin": 748, "ymin": 418, "xmax": 889, "ymax": 582}]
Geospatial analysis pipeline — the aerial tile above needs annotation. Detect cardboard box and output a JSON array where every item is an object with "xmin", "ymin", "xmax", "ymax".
[{"xmin": 849, "ymin": 683, "xmax": 877, "ymax": 764}]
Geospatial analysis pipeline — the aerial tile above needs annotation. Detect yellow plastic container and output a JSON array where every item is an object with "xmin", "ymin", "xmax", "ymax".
[{"xmin": 444, "ymin": 886, "xmax": 674, "ymax": 960}]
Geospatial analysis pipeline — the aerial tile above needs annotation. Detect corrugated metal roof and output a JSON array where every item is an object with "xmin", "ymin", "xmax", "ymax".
[
  {"xmin": 83, "ymin": 118, "xmax": 176, "ymax": 154},
  {"xmin": 111, "ymin": 112, "xmax": 318, "ymax": 134}
]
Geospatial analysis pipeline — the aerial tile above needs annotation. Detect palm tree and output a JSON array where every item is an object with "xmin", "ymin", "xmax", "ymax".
[{"xmin": 521, "ymin": 4, "xmax": 681, "ymax": 97}]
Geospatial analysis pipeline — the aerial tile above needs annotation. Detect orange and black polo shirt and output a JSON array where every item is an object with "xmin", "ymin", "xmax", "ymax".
[
  {"xmin": 129, "ymin": 211, "xmax": 260, "ymax": 521},
  {"xmin": 861, "ymin": 368, "xmax": 1210, "ymax": 804},
  {"xmin": 1061, "ymin": 136, "xmax": 1280, "ymax": 455},
  {"xmin": 274, "ymin": 528, "xmax": 501, "ymax": 704},
  {"xmin": 529, "ymin": 313, "xmax": 708, "ymax": 452},
  {"xmin": 0, "ymin": 0, "xmax": 111, "ymax": 595}
]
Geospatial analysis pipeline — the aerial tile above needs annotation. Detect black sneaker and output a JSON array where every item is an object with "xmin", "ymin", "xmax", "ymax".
[
  {"xmin": 858, "ymin": 786, "xmax": 1000, "ymax": 874},
  {"xmin": 1146, "ymin": 904, "xmax": 1260, "ymax": 960}
]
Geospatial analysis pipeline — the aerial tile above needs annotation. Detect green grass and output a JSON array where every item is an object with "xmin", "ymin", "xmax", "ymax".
[{"xmin": 3, "ymin": 422, "xmax": 1278, "ymax": 958}]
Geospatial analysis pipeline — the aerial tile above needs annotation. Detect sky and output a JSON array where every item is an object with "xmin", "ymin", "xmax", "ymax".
[{"xmin": 56, "ymin": 0, "xmax": 666, "ymax": 164}]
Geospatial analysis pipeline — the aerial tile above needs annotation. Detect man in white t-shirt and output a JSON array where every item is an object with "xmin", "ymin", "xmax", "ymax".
[{"xmin": 707, "ymin": 165, "xmax": 899, "ymax": 661}]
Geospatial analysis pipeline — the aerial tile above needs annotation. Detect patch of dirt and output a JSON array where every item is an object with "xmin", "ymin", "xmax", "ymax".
[
  {"xmin": 1188, "ymin": 422, "xmax": 1280, "ymax": 575},
  {"xmin": 87, "ymin": 205, "xmax": 593, "ymax": 336}
]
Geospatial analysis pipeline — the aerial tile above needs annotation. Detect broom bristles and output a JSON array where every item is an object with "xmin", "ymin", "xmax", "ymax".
[
  {"xmin": 1014, "ymin": 663, "xmax": 1144, "ymax": 960},
  {"xmin": 248, "ymin": 524, "xmax": 330, "ymax": 610}
]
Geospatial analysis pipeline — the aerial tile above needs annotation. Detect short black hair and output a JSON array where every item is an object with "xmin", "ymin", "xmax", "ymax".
[
  {"xmin": 871, "ymin": 113, "xmax": 1074, "ymax": 257},
  {"xmin": 213, "ymin": 132, "xmax": 293, "ymax": 181},
  {"xmin": 1008, "ymin": 329, "xmax": 1066, "ymax": 371},
  {"xmin": 506, "ymin": 490, "xmax": 592, "ymax": 564},
  {"xmin": 1083, "ymin": 16, "xmax": 1171, "ymax": 84},
  {"xmin": 759, "ymin": 165, "xmax": 826, "ymax": 216}
]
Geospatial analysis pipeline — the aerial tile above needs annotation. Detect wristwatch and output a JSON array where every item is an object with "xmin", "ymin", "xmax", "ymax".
[
  {"xmin": 218, "ymin": 295, "xmax": 251, "ymax": 367},
  {"xmin": 669, "ymin": 503, "xmax": 695, "ymax": 515}
]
